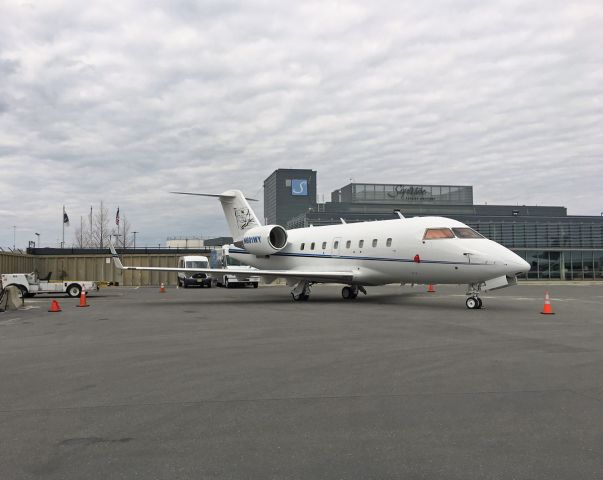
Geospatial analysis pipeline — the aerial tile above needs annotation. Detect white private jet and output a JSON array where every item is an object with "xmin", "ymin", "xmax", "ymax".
[{"xmin": 109, "ymin": 190, "xmax": 530, "ymax": 308}]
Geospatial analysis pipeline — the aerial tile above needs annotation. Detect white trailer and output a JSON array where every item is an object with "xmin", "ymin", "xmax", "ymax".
[{"xmin": 0, "ymin": 272, "xmax": 98, "ymax": 298}]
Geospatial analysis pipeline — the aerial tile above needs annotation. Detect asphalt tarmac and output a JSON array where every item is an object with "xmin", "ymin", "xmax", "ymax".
[{"xmin": 1, "ymin": 283, "xmax": 602, "ymax": 479}]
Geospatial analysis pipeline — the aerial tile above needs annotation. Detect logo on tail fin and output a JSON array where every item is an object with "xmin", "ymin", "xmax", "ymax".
[{"xmin": 234, "ymin": 208, "xmax": 257, "ymax": 230}]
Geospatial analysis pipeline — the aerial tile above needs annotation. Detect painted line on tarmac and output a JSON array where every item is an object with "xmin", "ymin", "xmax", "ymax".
[{"xmin": 448, "ymin": 294, "xmax": 603, "ymax": 304}]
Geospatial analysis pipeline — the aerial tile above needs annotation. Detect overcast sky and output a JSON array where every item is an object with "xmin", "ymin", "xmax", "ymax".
[{"xmin": 1, "ymin": 0, "xmax": 601, "ymax": 248}]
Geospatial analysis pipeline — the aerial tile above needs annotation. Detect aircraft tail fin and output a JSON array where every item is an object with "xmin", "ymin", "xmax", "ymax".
[{"xmin": 171, "ymin": 190, "xmax": 261, "ymax": 242}]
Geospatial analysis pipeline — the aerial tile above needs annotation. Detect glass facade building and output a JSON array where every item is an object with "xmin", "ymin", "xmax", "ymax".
[{"xmin": 265, "ymin": 170, "xmax": 603, "ymax": 281}]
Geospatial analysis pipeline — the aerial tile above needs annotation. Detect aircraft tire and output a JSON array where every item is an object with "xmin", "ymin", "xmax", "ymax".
[
  {"xmin": 476, "ymin": 297, "xmax": 483, "ymax": 309},
  {"xmin": 291, "ymin": 292, "xmax": 309, "ymax": 301},
  {"xmin": 341, "ymin": 286, "xmax": 352, "ymax": 300},
  {"xmin": 466, "ymin": 297, "xmax": 478, "ymax": 309}
]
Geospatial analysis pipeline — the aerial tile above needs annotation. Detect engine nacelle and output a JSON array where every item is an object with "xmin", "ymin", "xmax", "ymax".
[{"xmin": 242, "ymin": 225, "xmax": 288, "ymax": 255}]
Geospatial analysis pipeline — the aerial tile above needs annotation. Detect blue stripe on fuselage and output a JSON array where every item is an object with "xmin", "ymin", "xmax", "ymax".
[{"xmin": 228, "ymin": 248, "xmax": 485, "ymax": 266}]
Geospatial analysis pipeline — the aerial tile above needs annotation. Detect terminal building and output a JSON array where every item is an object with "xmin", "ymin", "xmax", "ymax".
[{"xmin": 264, "ymin": 169, "xmax": 603, "ymax": 281}]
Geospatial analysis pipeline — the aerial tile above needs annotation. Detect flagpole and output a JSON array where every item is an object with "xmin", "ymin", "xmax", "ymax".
[
  {"xmin": 62, "ymin": 205, "xmax": 65, "ymax": 248},
  {"xmin": 90, "ymin": 206, "xmax": 93, "ymax": 247}
]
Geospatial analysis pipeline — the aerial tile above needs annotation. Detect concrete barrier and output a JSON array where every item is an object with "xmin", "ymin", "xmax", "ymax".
[{"xmin": 0, "ymin": 285, "xmax": 23, "ymax": 311}]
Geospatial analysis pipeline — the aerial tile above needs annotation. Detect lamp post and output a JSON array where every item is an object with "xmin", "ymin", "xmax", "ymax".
[
  {"xmin": 13, "ymin": 225, "xmax": 16, "ymax": 249},
  {"xmin": 133, "ymin": 231, "xmax": 138, "ymax": 249},
  {"xmin": 35, "ymin": 232, "xmax": 40, "ymax": 248}
]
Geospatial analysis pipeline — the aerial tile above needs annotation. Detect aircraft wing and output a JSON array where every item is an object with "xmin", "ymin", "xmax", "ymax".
[{"xmin": 109, "ymin": 244, "xmax": 354, "ymax": 283}]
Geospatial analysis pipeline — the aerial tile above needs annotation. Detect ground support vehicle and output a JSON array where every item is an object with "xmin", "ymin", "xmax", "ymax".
[
  {"xmin": 0, "ymin": 272, "xmax": 98, "ymax": 298},
  {"xmin": 177, "ymin": 256, "xmax": 212, "ymax": 288},
  {"xmin": 209, "ymin": 246, "xmax": 260, "ymax": 288}
]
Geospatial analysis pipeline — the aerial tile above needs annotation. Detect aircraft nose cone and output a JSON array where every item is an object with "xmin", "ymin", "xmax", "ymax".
[{"xmin": 508, "ymin": 258, "xmax": 531, "ymax": 274}]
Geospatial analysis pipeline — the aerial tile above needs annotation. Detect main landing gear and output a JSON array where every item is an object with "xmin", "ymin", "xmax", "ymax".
[
  {"xmin": 291, "ymin": 280, "xmax": 311, "ymax": 301},
  {"xmin": 466, "ymin": 283, "xmax": 483, "ymax": 309},
  {"xmin": 290, "ymin": 282, "xmax": 367, "ymax": 301},
  {"xmin": 341, "ymin": 285, "xmax": 367, "ymax": 300}
]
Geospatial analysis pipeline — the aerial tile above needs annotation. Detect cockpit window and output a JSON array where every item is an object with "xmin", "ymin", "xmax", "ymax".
[
  {"xmin": 452, "ymin": 228, "xmax": 483, "ymax": 239},
  {"xmin": 423, "ymin": 228, "xmax": 455, "ymax": 240}
]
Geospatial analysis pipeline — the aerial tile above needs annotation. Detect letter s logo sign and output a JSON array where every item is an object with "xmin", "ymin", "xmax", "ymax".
[{"xmin": 291, "ymin": 179, "xmax": 308, "ymax": 196}]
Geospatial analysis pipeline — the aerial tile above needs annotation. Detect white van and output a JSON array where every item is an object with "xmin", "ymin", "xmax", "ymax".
[{"xmin": 177, "ymin": 255, "xmax": 212, "ymax": 288}]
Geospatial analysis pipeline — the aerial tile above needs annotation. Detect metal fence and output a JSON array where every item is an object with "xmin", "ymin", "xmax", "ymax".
[
  {"xmin": 0, "ymin": 251, "xmax": 35, "ymax": 275},
  {"xmin": 1, "ymin": 252, "xmax": 186, "ymax": 286}
]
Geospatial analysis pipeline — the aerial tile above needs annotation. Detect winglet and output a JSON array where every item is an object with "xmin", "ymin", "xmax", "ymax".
[{"xmin": 109, "ymin": 237, "xmax": 125, "ymax": 270}]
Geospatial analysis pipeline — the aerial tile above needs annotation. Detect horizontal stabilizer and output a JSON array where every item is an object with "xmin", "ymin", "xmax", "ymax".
[{"xmin": 170, "ymin": 192, "xmax": 258, "ymax": 201}]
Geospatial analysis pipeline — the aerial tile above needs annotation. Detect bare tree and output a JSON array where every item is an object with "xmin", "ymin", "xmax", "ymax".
[
  {"xmin": 73, "ymin": 216, "xmax": 92, "ymax": 247},
  {"xmin": 72, "ymin": 201, "xmax": 114, "ymax": 248}
]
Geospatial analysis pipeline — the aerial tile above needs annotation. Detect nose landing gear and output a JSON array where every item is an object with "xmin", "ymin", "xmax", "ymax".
[
  {"xmin": 465, "ymin": 296, "xmax": 483, "ymax": 309},
  {"xmin": 466, "ymin": 283, "xmax": 483, "ymax": 309}
]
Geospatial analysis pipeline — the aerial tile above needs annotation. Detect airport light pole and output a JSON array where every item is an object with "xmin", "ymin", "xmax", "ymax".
[
  {"xmin": 133, "ymin": 231, "xmax": 138, "ymax": 249},
  {"xmin": 13, "ymin": 225, "xmax": 16, "ymax": 249},
  {"xmin": 35, "ymin": 232, "xmax": 40, "ymax": 248}
]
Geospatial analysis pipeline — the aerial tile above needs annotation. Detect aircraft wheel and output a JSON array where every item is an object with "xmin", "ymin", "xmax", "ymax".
[
  {"xmin": 466, "ymin": 297, "xmax": 479, "ymax": 309},
  {"xmin": 224, "ymin": 278, "xmax": 229, "ymax": 288},
  {"xmin": 476, "ymin": 297, "xmax": 483, "ymax": 309},
  {"xmin": 342, "ymin": 286, "xmax": 353, "ymax": 300},
  {"xmin": 253, "ymin": 283, "xmax": 259, "ymax": 288},
  {"xmin": 291, "ymin": 292, "xmax": 309, "ymax": 301}
]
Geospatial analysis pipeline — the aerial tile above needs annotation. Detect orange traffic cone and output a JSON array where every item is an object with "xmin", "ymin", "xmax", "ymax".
[
  {"xmin": 160, "ymin": 282, "xmax": 166, "ymax": 293},
  {"xmin": 427, "ymin": 284, "xmax": 436, "ymax": 293},
  {"xmin": 77, "ymin": 289, "xmax": 89, "ymax": 307},
  {"xmin": 48, "ymin": 300, "xmax": 62, "ymax": 312},
  {"xmin": 541, "ymin": 291, "xmax": 555, "ymax": 315}
]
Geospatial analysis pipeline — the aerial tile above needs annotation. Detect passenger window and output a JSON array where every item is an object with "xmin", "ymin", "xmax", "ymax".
[
  {"xmin": 334, "ymin": 241, "xmax": 339, "ymax": 249},
  {"xmin": 372, "ymin": 239, "xmax": 378, "ymax": 247},
  {"xmin": 452, "ymin": 227, "xmax": 483, "ymax": 239},
  {"xmin": 359, "ymin": 240, "xmax": 364, "ymax": 248},
  {"xmin": 311, "ymin": 242, "xmax": 315, "ymax": 250},
  {"xmin": 346, "ymin": 240, "xmax": 351, "ymax": 248},
  {"xmin": 322, "ymin": 241, "xmax": 327, "ymax": 249},
  {"xmin": 386, "ymin": 238, "xmax": 392, "ymax": 247},
  {"xmin": 423, "ymin": 228, "xmax": 455, "ymax": 240},
  {"xmin": 300, "ymin": 243, "xmax": 305, "ymax": 250}
]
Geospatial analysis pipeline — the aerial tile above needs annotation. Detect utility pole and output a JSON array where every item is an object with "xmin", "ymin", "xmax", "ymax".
[
  {"xmin": 133, "ymin": 231, "xmax": 138, "ymax": 249},
  {"xmin": 13, "ymin": 225, "xmax": 16, "ymax": 249}
]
